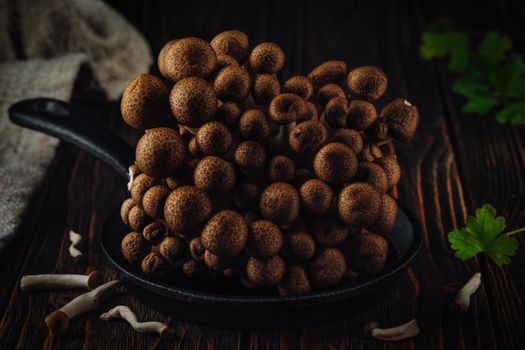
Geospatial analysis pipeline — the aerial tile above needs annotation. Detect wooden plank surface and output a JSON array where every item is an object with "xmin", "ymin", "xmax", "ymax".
[{"xmin": 0, "ymin": 0, "xmax": 524, "ymax": 349}]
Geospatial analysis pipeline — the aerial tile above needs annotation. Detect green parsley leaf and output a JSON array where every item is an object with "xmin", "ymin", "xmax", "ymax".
[
  {"xmin": 496, "ymin": 102, "xmax": 525, "ymax": 124},
  {"xmin": 448, "ymin": 204, "xmax": 522, "ymax": 266}
]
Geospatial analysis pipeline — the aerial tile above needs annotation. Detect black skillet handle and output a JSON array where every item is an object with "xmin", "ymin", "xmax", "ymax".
[{"xmin": 8, "ymin": 98, "xmax": 134, "ymax": 180}]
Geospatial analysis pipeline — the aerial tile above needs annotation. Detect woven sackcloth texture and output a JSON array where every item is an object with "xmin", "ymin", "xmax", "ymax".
[{"xmin": 0, "ymin": 0, "xmax": 152, "ymax": 251}]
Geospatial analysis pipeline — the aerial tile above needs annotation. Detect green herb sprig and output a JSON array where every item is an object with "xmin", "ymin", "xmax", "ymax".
[
  {"xmin": 420, "ymin": 18, "xmax": 525, "ymax": 124},
  {"xmin": 448, "ymin": 204, "xmax": 524, "ymax": 266}
]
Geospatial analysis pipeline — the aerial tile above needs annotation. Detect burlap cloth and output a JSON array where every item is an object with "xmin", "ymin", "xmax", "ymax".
[{"xmin": 0, "ymin": 0, "xmax": 152, "ymax": 252}]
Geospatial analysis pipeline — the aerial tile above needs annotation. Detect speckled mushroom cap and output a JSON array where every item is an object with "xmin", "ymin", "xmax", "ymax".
[
  {"xmin": 193, "ymin": 156, "xmax": 236, "ymax": 194},
  {"xmin": 324, "ymin": 96, "xmax": 349, "ymax": 129},
  {"xmin": 310, "ymin": 218, "xmax": 349, "ymax": 247},
  {"xmin": 141, "ymin": 251, "xmax": 170, "ymax": 276},
  {"xmin": 246, "ymin": 220, "xmax": 283, "ymax": 259},
  {"xmin": 259, "ymin": 182, "xmax": 300, "ymax": 227},
  {"xmin": 252, "ymin": 74, "xmax": 280, "ymax": 105},
  {"xmin": 354, "ymin": 162, "xmax": 389, "ymax": 193},
  {"xmin": 196, "ymin": 121, "xmax": 233, "ymax": 156},
  {"xmin": 246, "ymin": 255, "xmax": 285, "ymax": 287},
  {"xmin": 216, "ymin": 101, "xmax": 242, "ymax": 131},
  {"xmin": 233, "ymin": 141, "xmax": 266, "ymax": 170},
  {"xmin": 130, "ymin": 173, "xmax": 160, "ymax": 203},
  {"xmin": 331, "ymin": 129, "xmax": 363, "ymax": 155},
  {"xmin": 281, "ymin": 230, "xmax": 316, "ymax": 262},
  {"xmin": 215, "ymin": 54, "xmax": 239, "ymax": 72},
  {"xmin": 249, "ymin": 42, "xmax": 285, "ymax": 74},
  {"xmin": 159, "ymin": 236, "xmax": 186, "ymax": 265},
  {"xmin": 158, "ymin": 37, "xmax": 217, "ymax": 82},
  {"xmin": 233, "ymin": 182, "xmax": 260, "ymax": 210},
  {"xmin": 316, "ymin": 83, "xmax": 346, "ymax": 108},
  {"xmin": 288, "ymin": 120, "xmax": 327, "ymax": 155},
  {"xmin": 200, "ymin": 210, "xmax": 248, "ymax": 257},
  {"xmin": 169, "ymin": 77, "xmax": 218, "ymax": 128},
  {"xmin": 278, "ymin": 265, "xmax": 312, "ymax": 295},
  {"xmin": 307, "ymin": 60, "xmax": 347, "ymax": 91},
  {"xmin": 135, "ymin": 128, "xmax": 186, "ymax": 179},
  {"xmin": 374, "ymin": 155, "xmax": 401, "ymax": 187},
  {"xmin": 142, "ymin": 184, "xmax": 171, "ymax": 219},
  {"xmin": 267, "ymin": 155, "xmax": 296, "ymax": 183},
  {"xmin": 299, "ymin": 179, "xmax": 333, "ymax": 215},
  {"xmin": 269, "ymin": 93, "xmax": 307, "ymax": 125},
  {"xmin": 380, "ymin": 99, "xmax": 420, "ymax": 143},
  {"xmin": 283, "ymin": 76, "xmax": 314, "ymax": 100},
  {"xmin": 210, "ymin": 30, "xmax": 250, "ymax": 64},
  {"xmin": 346, "ymin": 66, "xmax": 387, "ymax": 101},
  {"xmin": 164, "ymin": 186, "xmax": 212, "ymax": 237},
  {"xmin": 337, "ymin": 182, "xmax": 382, "ymax": 227},
  {"xmin": 239, "ymin": 109, "xmax": 271, "ymax": 141},
  {"xmin": 367, "ymin": 194, "xmax": 398, "ymax": 236},
  {"xmin": 121, "ymin": 74, "xmax": 169, "ymax": 130},
  {"xmin": 313, "ymin": 143, "xmax": 358, "ymax": 185},
  {"xmin": 346, "ymin": 100, "xmax": 377, "ymax": 130},
  {"xmin": 121, "ymin": 232, "xmax": 150, "ymax": 265},
  {"xmin": 213, "ymin": 66, "xmax": 250, "ymax": 102},
  {"xmin": 347, "ymin": 231, "xmax": 388, "ymax": 275},
  {"xmin": 308, "ymin": 248, "xmax": 347, "ymax": 287}
]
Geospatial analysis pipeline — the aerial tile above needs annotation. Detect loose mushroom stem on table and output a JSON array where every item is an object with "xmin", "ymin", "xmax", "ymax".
[
  {"xmin": 20, "ymin": 271, "xmax": 102, "ymax": 291},
  {"xmin": 454, "ymin": 272, "xmax": 482, "ymax": 312},
  {"xmin": 100, "ymin": 305, "xmax": 174, "ymax": 339},
  {"xmin": 363, "ymin": 319, "xmax": 420, "ymax": 341},
  {"xmin": 68, "ymin": 230, "xmax": 83, "ymax": 262}
]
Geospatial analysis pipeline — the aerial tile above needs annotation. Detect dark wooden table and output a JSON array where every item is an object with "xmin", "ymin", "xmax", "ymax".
[{"xmin": 1, "ymin": 0, "xmax": 524, "ymax": 349}]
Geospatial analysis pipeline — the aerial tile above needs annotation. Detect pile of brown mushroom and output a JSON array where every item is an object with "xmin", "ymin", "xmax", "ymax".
[{"xmin": 119, "ymin": 30, "xmax": 420, "ymax": 295}]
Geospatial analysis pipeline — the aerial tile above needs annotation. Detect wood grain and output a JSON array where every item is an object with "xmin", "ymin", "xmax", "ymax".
[{"xmin": 0, "ymin": 0, "xmax": 524, "ymax": 349}]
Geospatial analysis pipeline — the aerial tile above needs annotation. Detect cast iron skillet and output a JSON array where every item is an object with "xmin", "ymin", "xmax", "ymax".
[{"xmin": 8, "ymin": 98, "xmax": 422, "ymax": 330}]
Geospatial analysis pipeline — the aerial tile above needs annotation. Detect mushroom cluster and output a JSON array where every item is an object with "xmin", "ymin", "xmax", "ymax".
[{"xmin": 118, "ymin": 30, "xmax": 420, "ymax": 295}]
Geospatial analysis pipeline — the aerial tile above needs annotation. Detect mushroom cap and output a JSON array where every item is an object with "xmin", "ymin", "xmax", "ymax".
[
  {"xmin": 165, "ymin": 177, "xmax": 179, "ymax": 190},
  {"xmin": 252, "ymin": 74, "xmax": 280, "ymax": 105},
  {"xmin": 337, "ymin": 182, "xmax": 382, "ymax": 227},
  {"xmin": 213, "ymin": 65, "xmax": 250, "ymax": 102},
  {"xmin": 169, "ymin": 77, "xmax": 217, "ymax": 128},
  {"xmin": 283, "ymin": 76, "xmax": 314, "ymax": 100},
  {"xmin": 365, "ymin": 117, "xmax": 389, "ymax": 142},
  {"xmin": 301, "ymin": 101, "xmax": 319, "ymax": 123},
  {"xmin": 269, "ymin": 93, "xmax": 308, "ymax": 125},
  {"xmin": 158, "ymin": 37, "xmax": 217, "ymax": 82},
  {"xmin": 142, "ymin": 184, "xmax": 171, "ymax": 219},
  {"xmin": 346, "ymin": 100, "xmax": 377, "ymax": 130},
  {"xmin": 246, "ymin": 220, "xmax": 284, "ymax": 259},
  {"xmin": 259, "ymin": 182, "xmax": 300, "ymax": 227},
  {"xmin": 346, "ymin": 66, "xmax": 387, "ymax": 101},
  {"xmin": 130, "ymin": 173, "xmax": 160, "ymax": 203},
  {"xmin": 381, "ymin": 99, "xmax": 420, "ymax": 143},
  {"xmin": 309, "ymin": 248, "xmax": 347, "ymax": 288},
  {"xmin": 281, "ymin": 230, "xmax": 316, "ymax": 262},
  {"xmin": 128, "ymin": 206, "xmax": 151, "ymax": 232},
  {"xmin": 135, "ymin": 128, "xmax": 186, "ymax": 178},
  {"xmin": 246, "ymin": 255, "xmax": 285, "ymax": 287},
  {"xmin": 313, "ymin": 143, "xmax": 358, "ymax": 185},
  {"xmin": 374, "ymin": 155, "xmax": 401, "ymax": 187},
  {"xmin": 324, "ymin": 96, "xmax": 349, "ymax": 129},
  {"xmin": 299, "ymin": 179, "xmax": 334, "ymax": 215},
  {"xmin": 249, "ymin": 42, "xmax": 285, "ymax": 74},
  {"xmin": 86, "ymin": 271, "xmax": 103, "ymax": 290},
  {"xmin": 310, "ymin": 218, "xmax": 349, "ymax": 247},
  {"xmin": 216, "ymin": 101, "xmax": 242, "ymax": 131},
  {"xmin": 234, "ymin": 141, "xmax": 266, "ymax": 170},
  {"xmin": 121, "ymin": 74, "xmax": 169, "ymax": 130},
  {"xmin": 347, "ymin": 231, "xmax": 388, "ymax": 275},
  {"xmin": 354, "ymin": 162, "xmax": 389, "ymax": 193},
  {"xmin": 121, "ymin": 232, "xmax": 150, "ymax": 265},
  {"xmin": 331, "ymin": 129, "xmax": 363, "ymax": 154},
  {"xmin": 316, "ymin": 83, "xmax": 345, "ymax": 108},
  {"xmin": 233, "ymin": 182, "xmax": 260, "ymax": 210},
  {"xmin": 45, "ymin": 310, "xmax": 70, "ymax": 336},
  {"xmin": 188, "ymin": 137, "xmax": 202, "ymax": 158},
  {"xmin": 182, "ymin": 259, "xmax": 206, "ymax": 277},
  {"xmin": 307, "ymin": 60, "xmax": 347, "ymax": 91},
  {"xmin": 120, "ymin": 198, "xmax": 135, "ymax": 226},
  {"xmin": 267, "ymin": 155, "xmax": 296, "ymax": 183},
  {"xmin": 278, "ymin": 265, "xmax": 311, "ymax": 295},
  {"xmin": 159, "ymin": 236, "xmax": 186, "ymax": 264},
  {"xmin": 288, "ymin": 120, "xmax": 327, "ymax": 155},
  {"xmin": 196, "ymin": 121, "xmax": 233, "ymax": 156},
  {"xmin": 164, "ymin": 186, "xmax": 212, "ymax": 237},
  {"xmin": 239, "ymin": 109, "xmax": 271, "ymax": 141},
  {"xmin": 201, "ymin": 210, "xmax": 248, "ymax": 257},
  {"xmin": 189, "ymin": 237, "xmax": 205, "ymax": 261},
  {"xmin": 141, "ymin": 251, "xmax": 170, "ymax": 276},
  {"xmin": 142, "ymin": 220, "xmax": 167, "ymax": 245},
  {"xmin": 367, "ymin": 194, "xmax": 398, "ymax": 236},
  {"xmin": 215, "ymin": 54, "xmax": 239, "ymax": 72},
  {"xmin": 204, "ymin": 250, "xmax": 233, "ymax": 270},
  {"xmin": 193, "ymin": 156, "xmax": 236, "ymax": 193},
  {"xmin": 210, "ymin": 30, "xmax": 250, "ymax": 64}
]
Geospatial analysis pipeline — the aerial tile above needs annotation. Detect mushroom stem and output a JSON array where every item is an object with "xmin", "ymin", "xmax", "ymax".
[
  {"xmin": 100, "ymin": 305, "xmax": 173, "ymax": 339},
  {"xmin": 127, "ymin": 166, "xmax": 136, "ymax": 191},
  {"xmin": 45, "ymin": 280, "xmax": 121, "ymax": 336},
  {"xmin": 68, "ymin": 230, "xmax": 83, "ymax": 260},
  {"xmin": 454, "ymin": 272, "xmax": 482, "ymax": 312},
  {"xmin": 364, "ymin": 319, "xmax": 420, "ymax": 341},
  {"xmin": 20, "ymin": 271, "xmax": 102, "ymax": 291}
]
